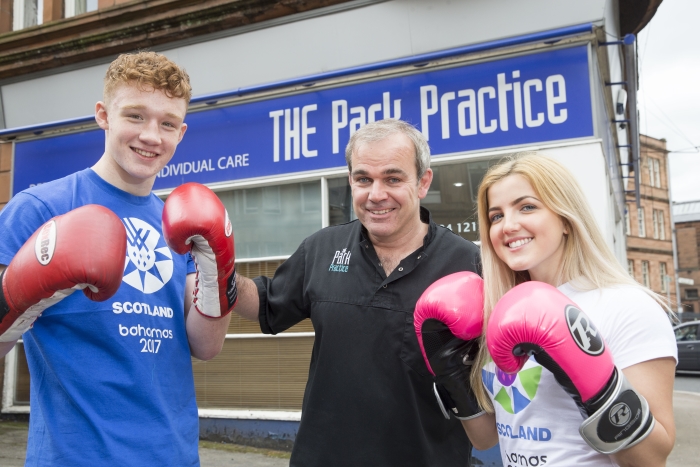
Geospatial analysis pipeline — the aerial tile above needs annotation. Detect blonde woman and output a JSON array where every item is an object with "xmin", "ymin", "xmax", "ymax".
[{"xmin": 461, "ymin": 153, "xmax": 677, "ymax": 466}]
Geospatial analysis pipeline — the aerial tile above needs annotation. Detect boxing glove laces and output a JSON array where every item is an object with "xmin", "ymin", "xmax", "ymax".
[
  {"xmin": 163, "ymin": 182, "xmax": 237, "ymax": 318},
  {"xmin": 414, "ymin": 271, "xmax": 486, "ymax": 420},
  {"xmin": 0, "ymin": 205, "xmax": 127, "ymax": 342},
  {"xmin": 487, "ymin": 281, "xmax": 655, "ymax": 454}
]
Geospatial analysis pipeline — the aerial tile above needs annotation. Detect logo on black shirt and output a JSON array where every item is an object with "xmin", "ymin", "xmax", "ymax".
[{"xmin": 328, "ymin": 248, "xmax": 351, "ymax": 273}]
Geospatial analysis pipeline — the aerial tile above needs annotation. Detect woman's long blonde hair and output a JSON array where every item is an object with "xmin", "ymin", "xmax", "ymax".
[{"xmin": 471, "ymin": 152, "xmax": 672, "ymax": 411}]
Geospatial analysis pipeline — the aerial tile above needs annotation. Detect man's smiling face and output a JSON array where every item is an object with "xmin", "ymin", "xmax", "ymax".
[
  {"xmin": 349, "ymin": 132, "xmax": 432, "ymax": 247},
  {"xmin": 96, "ymin": 83, "xmax": 187, "ymax": 194}
]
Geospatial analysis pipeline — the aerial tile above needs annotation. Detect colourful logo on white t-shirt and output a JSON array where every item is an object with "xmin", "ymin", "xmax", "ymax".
[
  {"xmin": 122, "ymin": 217, "xmax": 174, "ymax": 294},
  {"xmin": 483, "ymin": 357, "xmax": 543, "ymax": 414}
]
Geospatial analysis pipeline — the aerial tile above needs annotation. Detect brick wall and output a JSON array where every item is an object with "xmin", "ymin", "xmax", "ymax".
[
  {"xmin": 676, "ymin": 221, "xmax": 700, "ymax": 312},
  {"xmin": 678, "ymin": 226, "xmax": 699, "ymax": 270}
]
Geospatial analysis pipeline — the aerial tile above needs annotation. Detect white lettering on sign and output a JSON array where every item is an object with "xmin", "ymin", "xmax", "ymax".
[
  {"xmin": 217, "ymin": 154, "xmax": 249, "ymax": 169},
  {"xmin": 270, "ymin": 104, "xmax": 319, "ymax": 161},
  {"xmin": 331, "ymin": 92, "xmax": 401, "ymax": 154},
  {"xmin": 266, "ymin": 69, "xmax": 571, "ymax": 164},
  {"xmin": 157, "ymin": 159, "xmax": 216, "ymax": 178},
  {"xmin": 419, "ymin": 70, "xmax": 568, "ymax": 141}
]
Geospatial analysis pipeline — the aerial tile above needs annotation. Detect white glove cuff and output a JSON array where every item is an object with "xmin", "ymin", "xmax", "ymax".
[{"xmin": 579, "ymin": 368, "xmax": 655, "ymax": 454}]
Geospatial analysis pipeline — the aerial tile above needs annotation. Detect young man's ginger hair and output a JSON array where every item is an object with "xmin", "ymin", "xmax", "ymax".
[{"xmin": 103, "ymin": 51, "xmax": 192, "ymax": 105}]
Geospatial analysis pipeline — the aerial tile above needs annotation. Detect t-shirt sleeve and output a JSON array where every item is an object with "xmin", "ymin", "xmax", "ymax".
[
  {"xmin": 0, "ymin": 192, "xmax": 55, "ymax": 266},
  {"xmin": 186, "ymin": 252, "xmax": 196, "ymax": 275},
  {"xmin": 255, "ymin": 239, "xmax": 310, "ymax": 335},
  {"xmin": 602, "ymin": 288, "xmax": 678, "ymax": 369}
]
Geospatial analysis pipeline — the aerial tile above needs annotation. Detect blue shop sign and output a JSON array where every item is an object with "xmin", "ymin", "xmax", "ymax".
[{"xmin": 13, "ymin": 45, "xmax": 593, "ymax": 194}]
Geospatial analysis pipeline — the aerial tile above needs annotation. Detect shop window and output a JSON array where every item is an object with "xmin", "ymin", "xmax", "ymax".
[
  {"xmin": 243, "ymin": 188, "xmax": 261, "ymax": 213},
  {"xmin": 262, "ymin": 186, "xmax": 281, "ymax": 214},
  {"xmin": 65, "ymin": 0, "xmax": 98, "ymax": 18},
  {"xmin": 325, "ymin": 159, "xmax": 494, "ymax": 242},
  {"xmin": 12, "ymin": 0, "xmax": 42, "ymax": 30},
  {"xmin": 215, "ymin": 181, "xmax": 322, "ymax": 259},
  {"xmin": 327, "ymin": 177, "xmax": 355, "ymax": 226},
  {"xmin": 423, "ymin": 159, "xmax": 499, "ymax": 242},
  {"xmin": 4, "ymin": 342, "xmax": 31, "ymax": 409},
  {"xmin": 301, "ymin": 181, "xmax": 321, "ymax": 213}
]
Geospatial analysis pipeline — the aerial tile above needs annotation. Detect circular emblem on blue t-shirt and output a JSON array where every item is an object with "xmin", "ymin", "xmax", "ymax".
[{"xmin": 122, "ymin": 217, "xmax": 174, "ymax": 294}]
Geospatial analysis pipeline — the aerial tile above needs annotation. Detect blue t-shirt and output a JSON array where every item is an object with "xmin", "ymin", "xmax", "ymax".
[{"xmin": 0, "ymin": 169, "xmax": 199, "ymax": 467}]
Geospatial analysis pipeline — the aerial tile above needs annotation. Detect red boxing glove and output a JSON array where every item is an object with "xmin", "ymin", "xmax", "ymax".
[
  {"xmin": 487, "ymin": 281, "xmax": 654, "ymax": 454},
  {"xmin": 414, "ymin": 271, "xmax": 485, "ymax": 420},
  {"xmin": 0, "ymin": 205, "xmax": 127, "ymax": 342},
  {"xmin": 162, "ymin": 182, "xmax": 237, "ymax": 318}
]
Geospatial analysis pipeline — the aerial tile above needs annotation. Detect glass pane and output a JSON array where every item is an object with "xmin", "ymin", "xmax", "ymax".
[
  {"xmin": 675, "ymin": 325, "xmax": 698, "ymax": 342},
  {"xmin": 327, "ymin": 177, "xmax": 355, "ymax": 226},
  {"xmin": 24, "ymin": 0, "xmax": 38, "ymax": 27},
  {"xmin": 14, "ymin": 343, "xmax": 31, "ymax": 405},
  {"xmin": 75, "ymin": 0, "xmax": 87, "ymax": 15},
  {"xmin": 326, "ymin": 159, "xmax": 497, "ymax": 241},
  {"xmin": 421, "ymin": 159, "xmax": 499, "ymax": 242},
  {"xmin": 301, "ymin": 182, "xmax": 321, "ymax": 213},
  {"xmin": 87, "ymin": 0, "xmax": 97, "ymax": 12},
  {"xmin": 216, "ymin": 181, "xmax": 322, "ymax": 259}
]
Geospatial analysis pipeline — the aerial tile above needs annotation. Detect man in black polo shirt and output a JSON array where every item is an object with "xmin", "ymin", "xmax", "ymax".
[{"xmin": 234, "ymin": 119, "xmax": 482, "ymax": 466}]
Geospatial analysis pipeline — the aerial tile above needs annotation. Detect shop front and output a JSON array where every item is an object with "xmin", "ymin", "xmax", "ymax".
[{"xmin": 1, "ymin": 2, "xmax": 639, "ymax": 462}]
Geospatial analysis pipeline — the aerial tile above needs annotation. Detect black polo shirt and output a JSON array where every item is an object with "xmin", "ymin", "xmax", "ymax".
[{"xmin": 254, "ymin": 207, "xmax": 481, "ymax": 467}]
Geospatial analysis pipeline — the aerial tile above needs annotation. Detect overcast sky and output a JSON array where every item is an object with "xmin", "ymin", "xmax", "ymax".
[{"xmin": 637, "ymin": 0, "xmax": 700, "ymax": 203}]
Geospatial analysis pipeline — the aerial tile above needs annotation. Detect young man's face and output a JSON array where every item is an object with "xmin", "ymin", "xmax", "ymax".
[
  {"xmin": 95, "ymin": 83, "xmax": 187, "ymax": 195},
  {"xmin": 349, "ymin": 132, "xmax": 432, "ymax": 247}
]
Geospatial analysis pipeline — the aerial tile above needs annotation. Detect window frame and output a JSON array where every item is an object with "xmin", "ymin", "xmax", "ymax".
[
  {"xmin": 652, "ymin": 209, "xmax": 659, "ymax": 239},
  {"xmin": 653, "ymin": 158, "xmax": 661, "ymax": 188},
  {"xmin": 13, "ymin": 0, "xmax": 43, "ymax": 31},
  {"xmin": 642, "ymin": 260, "xmax": 650, "ymax": 288}
]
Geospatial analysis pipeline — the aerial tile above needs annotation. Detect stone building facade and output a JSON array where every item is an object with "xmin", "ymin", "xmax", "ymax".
[
  {"xmin": 674, "ymin": 200, "xmax": 700, "ymax": 317},
  {"xmin": 625, "ymin": 135, "xmax": 677, "ymax": 304}
]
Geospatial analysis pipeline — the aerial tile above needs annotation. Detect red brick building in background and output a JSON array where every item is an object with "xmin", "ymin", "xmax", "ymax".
[
  {"xmin": 673, "ymin": 200, "xmax": 700, "ymax": 317},
  {"xmin": 625, "ymin": 135, "xmax": 677, "ymax": 305}
]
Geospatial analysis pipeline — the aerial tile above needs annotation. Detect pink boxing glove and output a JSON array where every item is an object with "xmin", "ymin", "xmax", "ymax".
[
  {"xmin": 414, "ymin": 271, "xmax": 485, "ymax": 420},
  {"xmin": 163, "ymin": 183, "xmax": 237, "ymax": 318},
  {"xmin": 487, "ymin": 281, "xmax": 654, "ymax": 454}
]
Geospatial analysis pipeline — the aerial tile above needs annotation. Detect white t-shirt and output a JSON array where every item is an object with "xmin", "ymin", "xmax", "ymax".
[{"xmin": 482, "ymin": 283, "xmax": 678, "ymax": 467}]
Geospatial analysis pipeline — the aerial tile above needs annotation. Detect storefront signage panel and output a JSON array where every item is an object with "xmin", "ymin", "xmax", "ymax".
[{"xmin": 13, "ymin": 45, "xmax": 592, "ymax": 194}]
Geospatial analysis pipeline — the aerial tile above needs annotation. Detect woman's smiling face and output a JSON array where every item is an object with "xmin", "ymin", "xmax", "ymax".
[{"xmin": 487, "ymin": 174, "xmax": 569, "ymax": 286}]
